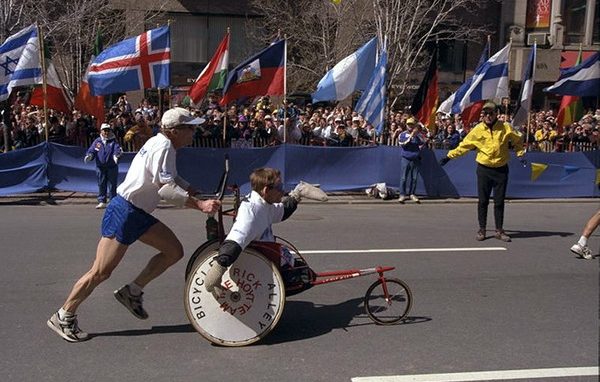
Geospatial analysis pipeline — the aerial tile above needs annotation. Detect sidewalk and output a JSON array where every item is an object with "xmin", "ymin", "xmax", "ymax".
[{"xmin": 0, "ymin": 191, "xmax": 597, "ymax": 206}]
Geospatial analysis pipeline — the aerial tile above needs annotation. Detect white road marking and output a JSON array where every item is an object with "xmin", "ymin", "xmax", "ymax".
[
  {"xmin": 301, "ymin": 247, "xmax": 507, "ymax": 254},
  {"xmin": 351, "ymin": 367, "xmax": 599, "ymax": 382}
]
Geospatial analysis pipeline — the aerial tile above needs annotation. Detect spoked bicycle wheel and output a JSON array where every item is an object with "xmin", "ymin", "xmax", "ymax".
[{"xmin": 364, "ymin": 278, "xmax": 412, "ymax": 325}]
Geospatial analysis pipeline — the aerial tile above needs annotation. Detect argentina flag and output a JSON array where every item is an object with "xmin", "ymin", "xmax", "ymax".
[
  {"xmin": 355, "ymin": 47, "xmax": 387, "ymax": 136},
  {"xmin": 312, "ymin": 37, "xmax": 377, "ymax": 103},
  {"xmin": 438, "ymin": 43, "xmax": 511, "ymax": 115},
  {"xmin": 0, "ymin": 24, "xmax": 42, "ymax": 102},
  {"xmin": 88, "ymin": 26, "xmax": 170, "ymax": 96}
]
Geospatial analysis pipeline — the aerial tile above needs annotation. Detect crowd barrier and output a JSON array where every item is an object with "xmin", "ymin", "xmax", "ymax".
[
  {"xmin": 0, "ymin": 142, "xmax": 598, "ymax": 198},
  {"xmin": 24, "ymin": 133, "xmax": 598, "ymax": 153}
]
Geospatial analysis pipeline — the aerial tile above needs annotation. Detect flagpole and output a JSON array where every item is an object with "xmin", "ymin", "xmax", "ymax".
[
  {"xmin": 506, "ymin": 37, "xmax": 513, "ymax": 117},
  {"xmin": 223, "ymin": 111, "xmax": 227, "ymax": 146},
  {"xmin": 36, "ymin": 23, "xmax": 49, "ymax": 142},
  {"xmin": 283, "ymin": 35, "xmax": 288, "ymax": 144},
  {"xmin": 525, "ymin": 40, "xmax": 536, "ymax": 150}
]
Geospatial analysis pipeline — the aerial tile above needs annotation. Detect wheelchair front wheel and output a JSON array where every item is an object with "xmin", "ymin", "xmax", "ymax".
[{"xmin": 364, "ymin": 278, "xmax": 412, "ymax": 325}]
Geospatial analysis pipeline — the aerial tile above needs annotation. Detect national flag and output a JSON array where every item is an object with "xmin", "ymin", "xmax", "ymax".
[
  {"xmin": 88, "ymin": 26, "xmax": 170, "ymax": 96},
  {"xmin": 512, "ymin": 42, "xmax": 537, "ymax": 128},
  {"xmin": 556, "ymin": 49, "xmax": 584, "ymax": 130},
  {"xmin": 220, "ymin": 39, "xmax": 285, "ymax": 105},
  {"xmin": 0, "ymin": 24, "xmax": 42, "ymax": 101},
  {"xmin": 189, "ymin": 32, "xmax": 229, "ymax": 104},
  {"xmin": 312, "ymin": 37, "xmax": 377, "ymax": 103},
  {"xmin": 438, "ymin": 43, "xmax": 511, "ymax": 115},
  {"xmin": 460, "ymin": 101, "xmax": 484, "ymax": 127},
  {"xmin": 75, "ymin": 58, "xmax": 105, "ymax": 127},
  {"xmin": 355, "ymin": 46, "xmax": 387, "ymax": 136},
  {"xmin": 544, "ymin": 51, "xmax": 600, "ymax": 96},
  {"xmin": 410, "ymin": 46, "xmax": 438, "ymax": 131},
  {"xmin": 29, "ymin": 59, "xmax": 72, "ymax": 114},
  {"xmin": 459, "ymin": 41, "xmax": 491, "ymax": 127}
]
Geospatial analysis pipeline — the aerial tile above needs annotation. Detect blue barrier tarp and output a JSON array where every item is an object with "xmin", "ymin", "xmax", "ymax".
[
  {"xmin": 0, "ymin": 143, "xmax": 48, "ymax": 195},
  {"xmin": 0, "ymin": 142, "xmax": 598, "ymax": 198}
]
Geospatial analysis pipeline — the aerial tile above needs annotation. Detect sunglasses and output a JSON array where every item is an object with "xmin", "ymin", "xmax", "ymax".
[
  {"xmin": 482, "ymin": 110, "xmax": 496, "ymax": 115},
  {"xmin": 268, "ymin": 182, "xmax": 285, "ymax": 192}
]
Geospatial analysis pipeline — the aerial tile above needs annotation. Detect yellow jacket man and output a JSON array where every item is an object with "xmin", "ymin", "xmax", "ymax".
[{"xmin": 439, "ymin": 101, "xmax": 526, "ymax": 242}]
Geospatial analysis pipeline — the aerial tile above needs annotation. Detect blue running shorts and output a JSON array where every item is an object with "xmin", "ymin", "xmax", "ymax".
[{"xmin": 101, "ymin": 195, "xmax": 159, "ymax": 245}]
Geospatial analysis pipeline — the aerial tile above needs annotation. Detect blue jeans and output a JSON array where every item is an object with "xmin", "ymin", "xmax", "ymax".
[
  {"xmin": 97, "ymin": 166, "xmax": 118, "ymax": 203},
  {"xmin": 400, "ymin": 157, "xmax": 420, "ymax": 196}
]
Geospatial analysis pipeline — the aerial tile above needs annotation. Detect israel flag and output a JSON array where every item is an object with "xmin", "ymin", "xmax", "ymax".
[
  {"xmin": 544, "ymin": 51, "xmax": 600, "ymax": 97},
  {"xmin": 0, "ymin": 24, "xmax": 42, "ymax": 102},
  {"xmin": 312, "ymin": 37, "xmax": 377, "ymax": 103},
  {"xmin": 355, "ymin": 47, "xmax": 387, "ymax": 136},
  {"xmin": 438, "ymin": 43, "xmax": 511, "ymax": 115}
]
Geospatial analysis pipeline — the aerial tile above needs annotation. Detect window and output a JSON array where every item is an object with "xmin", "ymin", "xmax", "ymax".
[
  {"xmin": 563, "ymin": 0, "xmax": 587, "ymax": 44},
  {"xmin": 438, "ymin": 41, "xmax": 466, "ymax": 73}
]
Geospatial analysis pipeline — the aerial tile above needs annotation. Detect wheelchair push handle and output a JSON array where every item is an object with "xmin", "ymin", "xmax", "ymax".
[{"xmin": 194, "ymin": 154, "xmax": 229, "ymax": 201}]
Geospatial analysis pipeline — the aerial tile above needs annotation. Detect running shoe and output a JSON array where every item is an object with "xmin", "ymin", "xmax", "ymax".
[
  {"xmin": 570, "ymin": 243, "xmax": 593, "ymax": 260},
  {"xmin": 47, "ymin": 311, "xmax": 90, "ymax": 342},
  {"xmin": 114, "ymin": 285, "xmax": 148, "ymax": 319}
]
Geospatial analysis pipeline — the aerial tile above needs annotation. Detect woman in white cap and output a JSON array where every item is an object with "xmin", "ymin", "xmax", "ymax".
[
  {"xmin": 84, "ymin": 123, "xmax": 122, "ymax": 209},
  {"xmin": 48, "ymin": 107, "xmax": 221, "ymax": 343}
]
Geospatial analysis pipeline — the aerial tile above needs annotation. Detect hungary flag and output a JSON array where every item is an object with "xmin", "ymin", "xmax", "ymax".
[{"xmin": 189, "ymin": 32, "xmax": 229, "ymax": 104}]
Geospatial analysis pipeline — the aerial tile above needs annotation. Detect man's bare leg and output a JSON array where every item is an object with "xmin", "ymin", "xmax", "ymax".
[{"xmin": 63, "ymin": 237, "xmax": 128, "ymax": 313}]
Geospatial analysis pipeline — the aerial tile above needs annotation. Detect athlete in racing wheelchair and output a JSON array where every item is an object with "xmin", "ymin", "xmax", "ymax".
[{"xmin": 203, "ymin": 167, "xmax": 327, "ymax": 293}]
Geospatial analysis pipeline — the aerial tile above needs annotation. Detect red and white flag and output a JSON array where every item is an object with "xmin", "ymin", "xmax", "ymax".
[
  {"xmin": 29, "ymin": 59, "xmax": 72, "ymax": 115},
  {"xmin": 189, "ymin": 32, "xmax": 229, "ymax": 104}
]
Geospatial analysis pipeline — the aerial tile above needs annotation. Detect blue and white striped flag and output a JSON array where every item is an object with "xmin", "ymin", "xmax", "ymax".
[
  {"xmin": 355, "ymin": 47, "xmax": 387, "ymax": 136},
  {"xmin": 544, "ymin": 51, "xmax": 600, "ymax": 97},
  {"xmin": 438, "ymin": 43, "xmax": 511, "ymax": 115},
  {"xmin": 512, "ymin": 42, "xmax": 536, "ymax": 128},
  {"xmin": 0, "ymin": 24, "xmax": 42, "ymax": 101},
  {"xmin": 312, "ymin": 37, "xmax": 377, "ymax": 103}
]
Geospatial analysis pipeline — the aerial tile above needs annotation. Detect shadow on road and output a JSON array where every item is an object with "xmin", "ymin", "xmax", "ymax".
[
  {"xmin": 507, "ymin": 229, "xmax": 574, "ymax": 239},
  {"xmin": 89, "ymin": 300, "xmax": 431, "ymax": 344},
  {"xmin": 91, "ymin": 323, "xmax": 195, "ymax": 338},
  {"xmin": 260, "ymin": 298, "xmax": 431, "ymax": 345}
]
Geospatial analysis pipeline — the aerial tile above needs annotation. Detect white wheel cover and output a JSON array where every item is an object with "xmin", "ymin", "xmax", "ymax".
[{"xmin": 185, "ymin": 248, "xmax": 286, "ymax": 346}]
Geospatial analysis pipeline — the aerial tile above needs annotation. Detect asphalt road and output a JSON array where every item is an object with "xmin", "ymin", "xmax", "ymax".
[{"xmin": 1, "ymin": 201, "xmax": 598, "ymax": 381}]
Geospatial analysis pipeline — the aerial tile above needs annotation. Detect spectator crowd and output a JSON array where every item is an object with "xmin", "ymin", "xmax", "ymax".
[{"xmin": 1, "ymin": 91, "xmax": 599, "ymax": 153}]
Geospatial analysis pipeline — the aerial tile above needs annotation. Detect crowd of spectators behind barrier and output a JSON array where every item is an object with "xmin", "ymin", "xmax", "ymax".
[{"xmin": 1, "ymin": 92, "xmax": 599, "ymax": 153}]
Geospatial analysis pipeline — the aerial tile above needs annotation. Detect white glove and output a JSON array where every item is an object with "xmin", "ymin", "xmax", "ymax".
[
  {"xmin": 84, "ymin": 154, "xmax": 93, "ymax": 163},
  {"xmin": 204, "ymin": 263, "xmax": 227, "ymax": 292},
  {"xmin": 288, "ymin": 181, "xmax": 328, "ymax": 202},
  {"xmin": 113, "ymin": 155, "xmax": 119, "ymax": 164}
]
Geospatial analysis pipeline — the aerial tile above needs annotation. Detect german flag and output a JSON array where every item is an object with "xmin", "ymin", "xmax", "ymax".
[{"xmin": 411, "ymin": 46, "xmax": 438, "ymax": 133}]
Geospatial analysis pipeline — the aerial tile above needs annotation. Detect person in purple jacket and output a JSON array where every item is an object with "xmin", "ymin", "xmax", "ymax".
[
  {"xmin": 85, "ymin": 123, "xmax": 123, "ymax": 209},
  {"xmin": 398, "ymin": 117, "xmax": 427, "ymax": 204}
]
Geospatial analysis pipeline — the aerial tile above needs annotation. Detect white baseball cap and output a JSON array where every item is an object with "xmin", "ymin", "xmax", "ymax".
[
  {"xmin": 161, "ymin": 107, "xmax": 205, "ymax": 129},
  {"xmin": 100, "ymin": 123, "xmax": 112, "ymax": 130}
]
